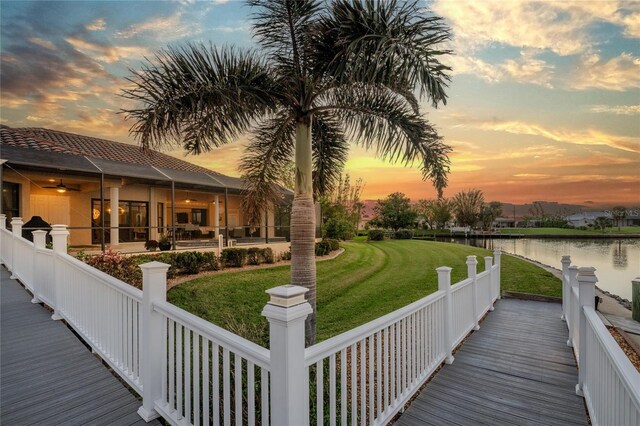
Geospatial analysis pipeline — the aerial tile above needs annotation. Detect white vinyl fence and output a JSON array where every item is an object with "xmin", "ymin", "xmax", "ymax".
[
  {"xmin": 1, "ymin": 214, "xmax": 501, "ymax": 425},
  {"xmin": 561, "ymin": 256, "xmax": 640, "ymax": 426}
]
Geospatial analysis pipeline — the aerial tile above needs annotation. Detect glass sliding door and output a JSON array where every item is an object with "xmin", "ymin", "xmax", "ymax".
[{"xmin": 91, "ymin": 199, "xmax": 149, "ymax": 244}]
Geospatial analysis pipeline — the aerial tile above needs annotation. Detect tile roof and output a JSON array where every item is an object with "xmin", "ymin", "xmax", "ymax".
[{"xmin": 0, "ymin": 125, "xmax": 223, "ymax": 176}]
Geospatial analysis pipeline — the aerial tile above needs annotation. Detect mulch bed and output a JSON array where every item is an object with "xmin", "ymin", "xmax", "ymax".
[{"xmin": 608, "ymin": 327, "xmax": 640, "ymax": 373}]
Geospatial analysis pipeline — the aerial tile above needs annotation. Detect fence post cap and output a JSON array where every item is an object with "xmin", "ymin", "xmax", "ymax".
[
  {"xmin": 465, "ymin": 255, "xmax": 478, "ymax": 264},
  {"xmin": 139, "ymin": 261, "xmax": 171, "ymax": 272},
  {"xmin": 10, "ymin": 217, "xmax": 23, "ymax": 225},
  {"xmin": 633, "ymin": 276, "xmax": 640, "ymax": 285},
  {"xmin": 50, "ymin": 224, "xmax": 69, "ymax": 235},
  {"xmin": 436, "ymin": 266, "xmax": 452, "ymax": 273},
  {"xmin": 561, "ymin": 255, "xmax": 571, "ymax": 264},
  {"xmin": 577, "ymin": 266, "xmax": 598, "ymax": 284},
  {"xmin": 265, "ymin": 284, "xmax": 308, "ymax": 308},
  {"xmin": 568, "ymin": 265, "xmax": 579, "ymax": 271},
  {"xmin": 493, "ymin": 249, "xmax": 502, "ymax": 255},
  {"xmin": 31, "ymin": 229, "xmax": 47, "ymax": 235},
  {"xmin": 0, "ymin": 214, "xmax": 5, "ymax": 219}
]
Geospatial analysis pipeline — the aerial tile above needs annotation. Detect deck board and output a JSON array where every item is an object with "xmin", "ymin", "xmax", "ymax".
[
  {"xmin": 0, "ymin": 267, "xmax": 160, "ymax": 425},
  {"xmin": 397, "ymin": 298, "xmax": 589, "ymax": 426}
]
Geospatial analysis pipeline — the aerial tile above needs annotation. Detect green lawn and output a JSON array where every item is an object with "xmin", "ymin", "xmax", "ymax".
[
  {"xmin": 499, "ymin": 226, "xmax": 640, "ymax": 235},
  {"xmin": 168, "ymin": 239, "xmax": 560, "ymax": 344}
]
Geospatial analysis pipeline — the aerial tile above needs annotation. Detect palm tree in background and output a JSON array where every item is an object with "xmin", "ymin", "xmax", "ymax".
[{"xmin": 122, "ymin": 0, "xmax": 452, "ymax": 343}]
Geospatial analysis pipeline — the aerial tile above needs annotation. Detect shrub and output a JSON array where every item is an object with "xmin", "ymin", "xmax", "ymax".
[
  {"xmin": 280, "ymin": 248, "xmax": 292, "ymax": 261},
  {"xmin": 324, "ymin": 238, "xmax": 340, "ymax": 251},
  {"xmin": 261, "ymin": 247, "xmax": 275, "ymax": 264},
  {"xmin": 222, "ymin": 248, "xmax": 248, "ymax": 267},
  {"xmin": 175, "ymin": 251, "xmax": 208, "ymax": 274},
  {"xmin": 368, "ymin": 229, "xmax": 385, "ymax": 241},
  {"xmin": 247, "ymin": 247, "xmax": 262, "ymax": 265},
  {"xmin": 323, "ymin": 217, "xmax": 354, "ymax": 240},
  {"xmin": 84, "ymin": 250, "xmax": 142, "ymax": 288},
  {"xmin": 201, "ymin": 251, "xmax": 220, "ymax": 271},
  {"xmin": 394, "ymin": 229, "xmax": 413, "ymax": 239},
  {"xmin": 315, "ymin": 240, "xmax": 331, "ymax": 256}
]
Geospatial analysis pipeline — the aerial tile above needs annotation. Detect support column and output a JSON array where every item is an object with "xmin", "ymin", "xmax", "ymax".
[
  {"xmin": 50, "ymin": 224, "xmax": 69, "ymax": 320},
  {"xmin": 0, "ymin": 214, "xmax": 5, "ymax": 267},
  {"xmin": 466, "ymin": 256, "xmax": 480, "ymax": 330},
  {"xmin": 493, "ymin": 249, "xmax": 502, "ymax": 300},
  {"xmin": 561, "ymin": 255, "xmax": 571, "ymax": 321},
  {"xmin": 567, "ymin": 265, "xmax": 579, "ymax": 347},
  {"xmin": 31, "ymin": 230, "xmax": 47, "ymax": 304},
  {"xmin": 575, "ymin": 266, "xmax": 597, "ymax": 396},
  {"xmin": 137, "ymin": 261, "xmax": 170, "ymax": 421},
  {"xmin": 10, "ymin": 217, "xmax": 23, "ymax": 279},
  {"xmin": 484, "ymin": 256, "xmax": 494, "ymax": 311},
  {"xmin": 437, "ymin": 266, "xmax": 455, "ymax": 364},
  {"xmin": 262, "ymin": 285, "xmax": 313, "ymax": 426},
  {"xmin": 214, "ymin": 194, "xmax": 220, "ymax": 237},
  {"xmin": 224, "ymin": 188, "xmax": 229, "ymax": 241},
  {"xmin": 110, "ymin": 186, "xmax": 119, "ymax": 246}
]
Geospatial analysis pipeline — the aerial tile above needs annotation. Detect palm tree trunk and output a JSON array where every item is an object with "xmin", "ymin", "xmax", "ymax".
[{"xmin": 291, "ymin": 117, "xmax": 317, "ymax": 345}]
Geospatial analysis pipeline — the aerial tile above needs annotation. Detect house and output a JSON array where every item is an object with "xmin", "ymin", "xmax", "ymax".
[
  {"xmin": 565, "ymin": 211, "xmax": 612, "ymax": 227},
  {"xmin": 0, "ymin": 125, "xmax": 296, "ymax": 249}
]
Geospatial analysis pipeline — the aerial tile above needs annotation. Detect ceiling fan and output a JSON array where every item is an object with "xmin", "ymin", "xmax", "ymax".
[{"xmin": 43, "ymin": 179, "xmax": 80, "ymax": 193}]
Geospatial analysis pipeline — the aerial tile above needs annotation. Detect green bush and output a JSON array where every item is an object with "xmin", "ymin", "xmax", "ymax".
[
  {"xmin": 394, "ymin": 229, "xmax": 413, "ymax": 239},
  {"xmin": 357, "ymin": 230, "xmax": 368, "ymax": 237},
  {"xmin": 222, "ymin": 248, "xmax": 248, "ymax": 267},
  {"xmin": 280, "ymin": 248, "xmax": 292, "ymax": 261},
  {"xmin": 315, "ymin": 240, "xmax": 331, "ymax": 256},
  {"xmin": 323, "ymin": 217, "xmax": 354, "ymax": 240},
  {"xmin": 368, "ymin": 230, "xmax": 385, "ymax": 241},
  {"xmin": 247, "ymin": 247, "xmax": 262, "ymax": 265},
  {"xmin": 261, "ymin": 247, "xmax": 275, "ymax": 264},
  {"xmin": 324, "ymin": 238, "xmax": 340, "ymax": 251},
  {"xmin": 175, "ymin": 251, "xmax": 206, "ymax": 274},
  {"xmin": 84, "ymin": 250, "xmax": 142, "ymax": 288}
]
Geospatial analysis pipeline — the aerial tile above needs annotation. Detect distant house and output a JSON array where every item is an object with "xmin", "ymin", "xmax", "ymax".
[
  {"xmin": 565, "ymin": 211, "xmax": 612, "ymax": 227},
  {"xmin": 0, "ymin": 125, "xmax": 294, "ymax": 248}
]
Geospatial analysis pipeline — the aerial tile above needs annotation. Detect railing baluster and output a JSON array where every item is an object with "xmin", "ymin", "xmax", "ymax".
[
  {"xmin": 247, "ymin": 361, "xmax": 255, "ymax": 425},
  {"xmin": 340, "ymin": 349, "xmax": 347, "ymax": 426},
  {"xmin": 260, "ymin": 368, "xmax": 269, "ymax": 426},
  {"xmin": 376, "ymin": 330, "xmax": 381, "ymax": 419},
  {"xmin": 360, "ymin": 340, "xmax": 365, "ymax": 426},
  {"xmin": 213, "ymin": 343, "xmax": 220, "ymax": 426},
  {"xmin": 203, "ymin": 339, "xmax": 210, "ymax": 426},
  {"xmin": 223, "ymin": 348, "xmax": 230, "ymax": 426},
  {"xmin": 368, "ymin": 335, "xmax": 374, "ymax": 424},
  {"xmin": 330, "ymin": 354, "xmax": 336, "ymax": 426},
  {"xmin": 194, "ymin": 333, "xmax": 200, "ymax": 425},
  {"xmin": 169, "ymin": 320, "xmax": 175, "ymax": 411},
  {"xmin": 177, "ymin": 324, "xmax": 183, "ymax": 420},
  {"xmin": 185, "ymin": 328, "xmax": 191, "ymax": 424},
  {"xmin": 351, "ymin": 343, "xmax": 357, "ymax": 426},
  {"xmin": 234, "ymin": 354, "xmax": 242, "ymax": 426},
  {"xmin": 316, "ymin": 360, "xmax": 324, "ymax": 426}
]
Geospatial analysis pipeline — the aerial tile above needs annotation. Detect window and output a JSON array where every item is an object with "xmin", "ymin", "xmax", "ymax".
[
  {"xmin": 2, "ymin": 181, "xmax": 20, "ymax": 223},
  {"xmin": 191, "ymin": 209, "xmax": 207, "ymax": 226},
  {"xmin": 91, "ymin": 199, "xmax": 149, "ymax": 244}
]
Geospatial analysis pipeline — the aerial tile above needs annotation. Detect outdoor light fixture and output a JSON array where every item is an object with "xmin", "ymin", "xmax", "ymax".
[{"xmin": 44, "ymin": 179, "xmax": 79, "ymax": 193}]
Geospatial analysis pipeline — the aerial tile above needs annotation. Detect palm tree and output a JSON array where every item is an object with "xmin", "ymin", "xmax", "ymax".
[
  {"xmin": 122, "ymin": 0, "xmax": 452, "ymax": 343},
  {"xmin": 452, "ymin": 189, "xmax": 485, "ymax": 228}
]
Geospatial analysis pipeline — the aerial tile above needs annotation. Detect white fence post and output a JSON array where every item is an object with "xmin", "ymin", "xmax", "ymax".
[
  {"xmin": 31, "ymin": 230, "xmax": 47, "ymax": 304},
  {"xmin": 561, "ymin": 255, "xmax": 571, "ymax": 321},
  {"xmin": 262, "ymin": 285, "xmax": 313, "ymax": 426},
  {"xmin": 484, "ymin": 256, "xmax": 494, "ymax": 311},
  {"xmin": 138, "ymin": 261, "xmax": 170, "ymax": 421},
  {"xmin": 576, "ymin": 266, "xmax": 597, "ymax": 396},
  {"xmin": 567, "ymin": 265, "xmax": 579, "ymax": 347},
  {"xmin": 437, "ymin": 266, "xmax": 455, "ymax": 364},
  {"xmin": 218, "ymin": 233, "xmax": 224, "ymax": 257},
  {"xmin": 10, "ymin": 217, "xmax": 23, "ymax": 279},
  {"xmin": 0, "ymin": 214, "xmax": 5, "ymax": 267},
  {"xmin": 50, "ymin": 224, "xmax": 69, "ymax": 321},
  {"xmin": 493, "ymin": 249, "xmax": 501, "ymax": 300},
  {"xmin": 466, "ymin": 256, "xmax": 480, "ymax": 331}
]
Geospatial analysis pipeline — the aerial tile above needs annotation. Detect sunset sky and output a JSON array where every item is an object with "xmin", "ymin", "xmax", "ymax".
[{"xmin": 1, "ymin": 1, "xmax": 638, "ymax": 205}]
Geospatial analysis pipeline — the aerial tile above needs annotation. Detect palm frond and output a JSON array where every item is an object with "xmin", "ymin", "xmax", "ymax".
[
  {"xmin": 312, "ymin": 114, "xmax": 349, "ymax": 197},
  {"xmin": 240, "ymin": 112, "xmax": 296, "ymax": 226},
  {"xmin": 317, "ymin": 84, "xmax": 450, "ymax": 193},
  {"xmin": 312, "ymin": 0, "xmax": 452, "ymax": 107},
  {"xmin": 121, "ymin": 44, "xmax": 280, "ymax": 152}
]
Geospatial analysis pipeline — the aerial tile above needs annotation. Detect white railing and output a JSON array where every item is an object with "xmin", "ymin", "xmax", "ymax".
[
  {"xmin": 561, "ymin": 257, "xmax": 640, "ymax": 425},
  {"xmin": 1, "ymin": 214, "xmax": 505, "ymax": 426},
  {"xmin": 302, "ymin": 252, "xmax": 502, "ymax": 426},
  {"xmin": 153, "ymin": 300, "xmax": 271, "ymax": 426}
]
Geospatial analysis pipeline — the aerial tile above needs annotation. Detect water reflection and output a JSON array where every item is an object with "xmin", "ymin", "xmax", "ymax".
[
  {"xmin": 613, "ymin": 241, "xmax": 628, "ymax": 269},
  {"xmin": 444, "ymin": 236, "xmax": 640, "ymax": 300}
]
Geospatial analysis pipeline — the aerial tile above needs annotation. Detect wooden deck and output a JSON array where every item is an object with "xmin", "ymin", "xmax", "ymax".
[
  {"xmin": 398, "ymin": 298, "xmax": 589, "ymax": 426},
  {"xmin": 0, "ymin": 267, "xmax": 159, "ymax": 425}
]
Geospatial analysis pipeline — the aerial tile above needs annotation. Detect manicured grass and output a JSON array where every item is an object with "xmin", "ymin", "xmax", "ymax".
[
  {"xmin": 168, "ymin": 239, "xmax": 560, "ymax": 343},
  {"xmin": 499, "ymin": 226, "xmax": 640, "ymax": 235}
]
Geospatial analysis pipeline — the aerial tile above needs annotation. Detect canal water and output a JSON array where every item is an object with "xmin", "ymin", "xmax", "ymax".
[{"xmin": 449, "ymin": 237, "xmax": 639, "ymax": 301}]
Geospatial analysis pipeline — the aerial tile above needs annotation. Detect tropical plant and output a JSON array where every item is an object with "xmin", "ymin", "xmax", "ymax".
[
  {"xmin": 610, "ymin": 206, "xmax": 628, "ymax": 231},
  {"xmin": 452, "ymin": 189, "xmax": 485, "ymax": 228},
  {"xmin": 320, "ymin": 173, "xmax": 365, "ymax": 239},
  {"xmin": 593, "ymin": 216, "xmax": 612, "ymax": 232},
  {"xmin": 480, "ymin": 201, "xmax": 503, "ymax": 230},
  {"xmin": 122, "ymin": 0, "xmax": 452, "ymax": 343},
  {"xmin": 415, "ymin": 198, "xmax": 452, "ymax": 230},
  {"xmin": 373, "ymin": 192, "xmax": 418, "ymax": 231},
  {"xmin": 144, "ymin": 240, "xmax": 159, "ymax": 251}
]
